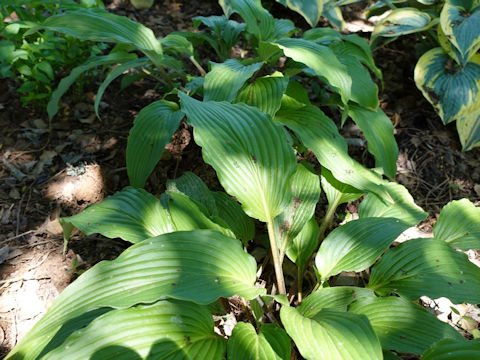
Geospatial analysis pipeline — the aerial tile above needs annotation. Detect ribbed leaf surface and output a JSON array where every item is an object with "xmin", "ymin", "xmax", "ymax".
[
  {"xmin": 126, "ymin": 100, "xmax": 184, "ymax": 188},
  {"xmin": 368, "ymin": 238, "xmax": 480, "ymax": 303},
  {"xmin": 372, "ymin": 8, "xmax": 432, "ymax": 38},
  {"xmin": 204, "ymin": 59, "xmax": 262, "ymax": 102},
  {"xmin": 227, "ymin": 322, "xmax": 291, "ymax": 360},
  {"xmin": 349, "ymin": 296, "xmax": 464, "ymax": 354},
  {"xmin": 320, "ymin": 167, "xmax": 362, "ymax": 206},
  {"xmin": 60, "ymin": 187, "xmax": 174, "ymax": 243},
  {"xmin": 281, "ymin": 306, "xmax": 382, "ymax": 360},
  {"xmin": 276, "ymin": 0, "xmax": 323, "ymax": 27},
  {"xmin": 43, "ymin": 300, "xmax": 226, "ymax": 360},
  {"xmin": 180, "ymin": 94, "xmax": 297, "ymax": 222},
  {"xmin": 315, "ymin": 217, "xmax": 409, "ymax": 280},
  {"xmin": 422, "ymin": 338, "xmax": 480, "ymax": 360},
  {"xmin": 276, "ymin": 38, "xmax": 352, "ymax": 104},
  {"xmin": 235, "ymin": 75, "xmax": 289, "ymax": 117},
  {"xmin": 9, "ymin": 230, "xmax": 262, "ymax": 360},
  {"xmin": 230, "ymin": 0, "xmax": 276, "ymax": 41},
  {"xmin": 297, "ymin": 286, "xmax": 359, "ymax": 317},
  {"xmin": 434, "ymin": 198, "xmax": 480, "ymax": 250}
]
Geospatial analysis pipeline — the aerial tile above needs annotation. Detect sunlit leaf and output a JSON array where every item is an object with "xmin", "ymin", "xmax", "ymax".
[
  {"xmin": 286, "ymin": 217, "xmax": 319, "ymax": 270},
  {"xmin": 276, "ymin": 0, "xmax": 324, "ymax": 27},
  {"xmin": 372, "ymin": 8, "xmax": 433, "ymax": 38},
  {"xmin": 229, "ymin": 0, "xmax": 276, "ymax": 41},
  {"xmin": 320, "ymin": 167, "xmax": 362, "ymax": 207},
  {"xmin": 456, "ymin": 107, "xmax": 480, "ymax": 150},
  {"xmin": 297, "ymin": 286, "xmax": 360, "ymax": 317}
]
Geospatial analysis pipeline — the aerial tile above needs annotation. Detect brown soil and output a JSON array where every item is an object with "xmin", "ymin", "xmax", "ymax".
[{"xmin": 0, "ymin": 0, "xmax": 479, "ymax": 358}]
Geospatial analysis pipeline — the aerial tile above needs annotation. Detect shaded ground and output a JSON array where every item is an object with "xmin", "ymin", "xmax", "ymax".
[{"xmin": 0, "ymin": 0, "xmax": 479, "ymax": 357}]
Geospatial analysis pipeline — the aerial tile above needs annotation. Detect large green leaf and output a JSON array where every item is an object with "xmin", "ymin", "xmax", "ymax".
[
  {"xmin": 227, "ymin": 322, "xmax": 291, "ymax": 360},
  {"xmin": 348, "ymin": 105, "xmax": 397, "ymax": 177},
  {"xmin": 275, "ymin": 38, "xmax": 352, "ymax": 104},
  {"xmin": 234, "ymin": 74, "xmax": 289, "ymax": 117},
  {"xmin": 320, "ymin": 167, "xmax": 362, "ymax": 206},
  {"xmin": 126, "ymin": 100, "xmax": 184, "ymax": 188},
  {"xmin": 286, "ymin": 217, "xmax": 319, "ymax": 270},
  {"xmin": 372, "ymin": 8, "xmax": 433, "ymax": 39},
  {"xmin": 315, "ymin": 217, "xmax": 409, "ymax": 280},
  {"xmin": 26, "ymin": 8, "xmax": 162, "ymax": 64},
  {"xmin": 42, "ymin": 300, "xmax": 226, "ymax": 360},
  {"xmin": 297, "ymin": 286, "xmax": 359, "ymax": 317},
  {"xmin": 422, "ymin": 338, "xmax": 480, "ymax": 360},
  {"xmin": 203, "ymin": 59, "xmax": 262, "ymax": 102},
  {"xmin": 229, "ymin": 0, "xmax": 276, "ymax": 41},
  {"xmin": 414, "ymin": 48, "xmax": 480, "ymax": 124},
  {"xmin": 8, "ymin": 230, "xmax": 263, "ymax": 360},
  {"xmin": 434, "ymin": 198, "xmax": 480, "ymax": 250},
  {"xmin": 358, "ymin": 181, "xmax": 427, "ymax": 226},
  {"xmin": 47, "ymin": 52, "xmax": 137, "ymax": 120},
  {"xmin": 349, "ymin": 296, "xmax": 464, "ymax": 354},
  {"xmin": 456, "ymin": 107, "xmax": 480, "ymax": 150},
  {"xmin": 281, "ymin": 306, "xmax": 382, "ymax": 360},
  {"xmin": 276, "ymin": 0, "xmax": 323, "ymax": 27},
  {"xmin": 60, "ymin": 187, "xmax": 174, "ymax": 243},
  {"xmin": 180, "ymin": 94, "xmax": 297, "ymax": 223},
  {"xmin": 368, "ymin": 237, "xmax": 480, "ymax": 303},
  {"xmin": 440, "ymin": 0, "xmax": 480, "ymax": 64}
]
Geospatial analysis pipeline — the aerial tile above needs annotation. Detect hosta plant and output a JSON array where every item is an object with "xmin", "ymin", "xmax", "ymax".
[
  {"xmin": 7, "ymin": 1, "xmax": 480, "ymax": 359},
  {"xmin": 369, "ymin": 0, "xmax": 480, "ymax": 150}
]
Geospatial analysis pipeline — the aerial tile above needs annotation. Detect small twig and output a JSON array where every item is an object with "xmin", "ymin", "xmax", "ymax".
[
  {"xmin": 0, "ymin": 276, "xmax": 51, "ymax": 288},
  {"xmin": 0, "ymin": 230, "xmax": 35, "ymax": 246}
]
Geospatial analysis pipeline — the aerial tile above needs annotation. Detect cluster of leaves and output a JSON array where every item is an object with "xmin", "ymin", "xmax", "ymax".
[
  {"xmin": 0, "ymin": 0, "xmax": 105, "ymax": 106},
  {"xmin": 6, "ymin": 0, "xmax": 480, "ymax": 359},
  {"xmin": 368, "ymin": 0, "xmax": 480, "ymax": 150}
]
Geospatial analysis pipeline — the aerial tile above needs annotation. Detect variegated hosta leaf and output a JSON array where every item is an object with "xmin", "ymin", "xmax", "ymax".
[
  {"xmin": 26, "ymin": 8, "xmax": 162, "ymax": 64},
  {"xmin": 433, "ymin": 199, "xmax": 480, "ymax": 250},
  {"xmin": 320, "ymin": 167, "xmax": 363, "ymax": 206},
  {"xmin": 180, "ymin": 94, "xmax": 297, "ymax": 222},
  {"xmin": 315, "ymin": 217, "xmax": 409, "ymax": 280},
  {"xmin": 422, "ymin": 338, "xmax": 480, "ymax": 360},
  {"xmin": 42, "ymin": 300, "xmax": 226, "ymax": 360},
  {"xmin": 60, "ymin": 187, "xmax": 174, "ymax": 243},
  {"xmin": 456, "ymin": 107, "xmax": 480, "ymax": 150},
  {"xmin": 281, "ymin": 306, "xmax": 382, "ymax": 360},
  {"xmin": 368, "ymin": 237, "xmax": 480, "ymax": 304},
  {"xmin": 286, "ymin": 217, "xmax": 319, "ymax": 270},
  {"xmin": 297, "ymin": 286, "xmax": 361, "ymax": 317},
  {"xmin": 203, "ymin": 59, "xmax": 262, "ymax": 102},
  {"xmin": 322, "ymin": 1, "xmax": 345, "ymax": 30},
  {"xmin": 358, "ymin": 179, "xmax": 427, "ymax": 227},
  {"xmin": 9, "ymin": 230, "xmax": 263, "ymax": 360},
  {"xmin": 234, "ymin": 74, "xmax": 289, "ymax": 118},
  {"xmin": 47, "ymin": 52, "xmax": 137, "ymax": 120},
  {"xmin": 372, "ymin": 8, "xmax": 433, "ymax": 39},
  {"xmin": 227, "ymin": 322, "xmax": 291, "ymax": 360},
  {"xmin": 414, "ymin": 49, "xmax": 480, "ymax": 124},
  {"xmin": 275, "ymin": 38, "xmax": 352, "ymax": 104},
  {"xmin": 440, "ymin": 0, "xmax": 480, "ymax": 64},
  {"xmin": 276, "ymin": 0, "xmax": 323, "ymax": 27},
  {"xmin": 275, "ymin": 162, "xmax": 320, "ymax": 254},
  {"xmin": 348, "ymin": 105, "xmax": 397, "ymax": 177},
  {"xmin": 349, "ymin": 296, "xmax": 464, "ymax": 354},
  {"xmin": 126, "ymin": 100, "xmax": 184, "ymax": 188}
]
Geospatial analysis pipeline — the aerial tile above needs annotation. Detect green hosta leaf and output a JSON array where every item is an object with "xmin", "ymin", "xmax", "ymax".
[
  {"xmin": 358, "ymin": 181, "xmax": 427, "ymax": 226},
  {"xmin": 302, "ymin": 27, "xmax": 342, "ymax": 43},
  {"xmin": 42, "ymin": 300, "xmax": 226, "ymax": 360},
  {"xmin": 440, "ymin": 0, "xmax": 480, "ymax": 64},
  {"xmin": 160, "ymin": 33, "xmax": 194, "ymax": 57},
  {"xmin": 47, "ymin": 52, "xmax": 137, "ymax": 120},
  {"xmin": 414, "ymin": 49, "xmax": 480, "ymax": 124},
  {"xmin": 281, "ymin": 306, "xmax": 382, "ymax": 360},
  {"xmin": 60, "ymin": 187, "xmax": 174, "ymax": 243},
  {"xmin": 368, "ymin": 238, "xmax": 480, "ymax": 303},
  {"xmin": 230, "ymin": 0, "xmax": 276, "ymax": 41},
  {"xmin": 227, "ymin": 322, "xmax": 291, "ymax": 360},
  {"xmin": 180, "ymin": 94, "xmax": 297, "ymax": 222},
  {"xmin": 349, "ymin": 296, "xmax": 464, "ymax": 354},
  {"xmin": 422, "ymin": 338, "xmax": 480, "ymax": 360},
  {"xmin": 275, "ymin": 162, "xmax": 320, "ymax": 255},
  {"xmin": 343, "ymin": 35, "xmax": 383, "ymax": 80},
  {"xmin": 27, "ymin": 8, "xmax": 162, "ymax": 64},
  {"xmin": 193, "ymin": 15, "xmax": 246, "ymax": 50},
  {"xmin": 372, "ymin": 8, "xmax": 433, "ymax": 39},
  {"xmin": 315, "ymin": 217, "xmax": 409, "ymax": 280},
  {"xmin": 434, "ymin": 198, "xmax": 480, "ymax": 250},
  {"xmin": 95, "ymin": 57, "xmax": 150, "ymax": 119},
  {"xmin": 204, "ymin": 59, "xmax": 262, "ymax": 102},
  {"xmin": 348, "ymin": 105, "xmax": 397, "ymax": 177},
  {"xmin": 9, "ymin": 230, "xmax": 262, "ymax": 360},
  {"xmin": 457, "ymin": 107, "xmax": 480, "ymax": 150},
  {"xmin": 212, "ymin": 192, "xmax": 255, "ymax": 242},
  {"xmin": 274, "ymin": 104, "xmax": 391, "ymax": 200},
  {"xmin": 286, "ymin": 217, "xmax": 319, "ymax": 270},
  {"xmin": 320, "ymin": 167, "xmax": 362, "ymax": 206},
  {"xmin": 275, "ymin": 38, "xmax": 352, "ymax": 104},
  {"xmin": 297, "ymin": 286, "xmax": 359, "ymax": 317},
  {"xmin": 276, "ymin": 0, "xmax": 323, "ymax": 27},
  {"xmin": 235, "ymin": 74, "xmax": 289, "ymax": 117},
  {"xmin": 126, "ymin": 100, "xmax": 184, "ymax": 188}
]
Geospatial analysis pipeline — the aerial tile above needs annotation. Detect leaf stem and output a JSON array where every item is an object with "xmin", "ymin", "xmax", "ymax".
[
  {"xmin": 189, "ymin": 56, "xmax": 206, "ymax": 76},
  {"xmin": 267, "ymin": 219, "xmax": 287, "ymax": 295},
  {"xmin": 297, "ymin": 265, "xmax": 304, "ymax": 303},
  {"xmin": 316, "ymin": 196, "xmax": 341, "ymax": 251}
]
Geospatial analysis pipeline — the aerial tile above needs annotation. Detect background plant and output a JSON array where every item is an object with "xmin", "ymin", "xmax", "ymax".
[{"xmin": 6, "ymin": 1, "xmax": 480, "ymax": 359}]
